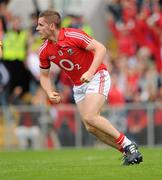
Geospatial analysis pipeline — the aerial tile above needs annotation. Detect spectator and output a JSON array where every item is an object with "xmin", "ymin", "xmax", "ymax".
[
  {"xmin": 2, "ymin": 16, "xmax": 32, "ymax": 101},
  {"xmin": 108, "ymin": 73, "xmax": 125, "ymax": 105},
  {"xmin": 106, "ymin": 0, "xmax": 122, "ymax": 22},
  {"xmin": 14, "ymin": 90, "xmax": 42, "ymax": 150},
  {"xmin": 62, "ymin": 14, "xmax": 94, "ymax": 36},
  {"xmin": 15, "ymin": 109, "xmax": 41, "ymax": 150}
]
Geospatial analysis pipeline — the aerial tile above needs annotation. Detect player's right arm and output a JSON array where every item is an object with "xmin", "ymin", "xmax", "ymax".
[
  {"xmin": 39, "ymin": 42, "xmax": 61, "ymax": 104},
  {"xmin": 40, "ymin": 68, "xmax": 61, "ymax": 104}
]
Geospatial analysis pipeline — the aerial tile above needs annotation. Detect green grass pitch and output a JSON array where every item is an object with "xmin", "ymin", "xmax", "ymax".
[{"xmin": 0, "ymin": 147, "xmax": 161, "ymax": 180}]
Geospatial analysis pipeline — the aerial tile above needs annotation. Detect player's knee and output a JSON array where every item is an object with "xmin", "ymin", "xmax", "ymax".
[
  {"xmin": 82, "ymin": 114, "xmax": 97, "ymax": 126},
  {"xmin": 84, "ymin": 124, "xmax": 96, "ymax": 134}
]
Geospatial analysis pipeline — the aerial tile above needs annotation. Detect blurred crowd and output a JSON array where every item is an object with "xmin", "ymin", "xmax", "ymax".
[{"xmin": 106, "ymin": 0, "xmax": 162, "ymax": 105}]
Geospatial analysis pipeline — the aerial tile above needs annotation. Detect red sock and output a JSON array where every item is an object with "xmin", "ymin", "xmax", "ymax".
[
  {"xmin": 118, "ymin": 147, "xmax": 124, "ymax": 154},
  {"xmin": 115, "ymin": 133, "xmax": 125, "ymax": 146}
]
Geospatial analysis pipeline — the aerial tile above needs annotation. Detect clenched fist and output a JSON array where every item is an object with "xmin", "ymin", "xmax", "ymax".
[
  {"xmin": 80, "ymin": 71, "xmax": 94, "ymax": 83},
  {"xmin": 48, "ymin": 91, "xmax": 61, "ymax": 104}
]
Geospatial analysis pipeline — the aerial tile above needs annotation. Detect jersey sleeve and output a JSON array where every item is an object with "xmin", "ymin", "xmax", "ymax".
[
  {"xmin": 39, "ymin": 42, "xmax": 50, "ymax": 69},
  {"xmin": 65, "ymin": 29, "xmax": 93, "ymax": 49}
]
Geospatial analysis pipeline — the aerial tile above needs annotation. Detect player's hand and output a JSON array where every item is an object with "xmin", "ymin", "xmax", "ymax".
[
  {"xmin": 48, "ymin": 91, "xmax": 61, "ymax": 104},
  {"xmin": 80, "ymin": 71, "xmax": 94, "ymax": 83}
]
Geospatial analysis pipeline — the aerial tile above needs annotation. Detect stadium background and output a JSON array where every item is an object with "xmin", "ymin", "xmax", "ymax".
[{"xmin": 0, "ymin": 0, "xmax": 162, "ymax": 150}]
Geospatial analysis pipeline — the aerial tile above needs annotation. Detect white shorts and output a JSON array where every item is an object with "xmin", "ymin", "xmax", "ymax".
[{"xmin": 73, "ymin": 70, "xmax": 111, "ymax": 103}]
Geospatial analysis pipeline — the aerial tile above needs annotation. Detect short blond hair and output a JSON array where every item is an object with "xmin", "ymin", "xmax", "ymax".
[{"xmin": 39, "ymin": 10, "xmax": 61, "ymax": 29}]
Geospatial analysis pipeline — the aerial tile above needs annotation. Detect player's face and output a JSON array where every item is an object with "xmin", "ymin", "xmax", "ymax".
[{"xmin": 36, "ymin": 17, "xmax": 52, "ymax": 40}]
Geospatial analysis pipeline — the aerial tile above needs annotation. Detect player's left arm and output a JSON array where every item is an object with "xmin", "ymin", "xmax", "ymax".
[
  {"xmin": 80, "ymin": 39, "xmax": 106, "ymax": 83},
  {"xmin": 86, "ymin": 39, "xmax": 106, "ymax": 74}
]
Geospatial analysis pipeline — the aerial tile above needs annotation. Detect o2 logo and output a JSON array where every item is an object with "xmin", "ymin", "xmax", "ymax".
[{"xmin": 59, "ymin": 59, "xmax": 81, "ymax": 71}]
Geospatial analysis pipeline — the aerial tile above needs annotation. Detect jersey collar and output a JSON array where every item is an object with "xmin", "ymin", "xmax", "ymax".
[{"xmin": 58, "ymin": 28, "xmax": 65, "ymax": 41}]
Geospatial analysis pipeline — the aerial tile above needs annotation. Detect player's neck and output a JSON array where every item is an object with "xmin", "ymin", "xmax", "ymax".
[{"xmin": 49, "ymin": 29, "xmax": 60, "ymax": 42}]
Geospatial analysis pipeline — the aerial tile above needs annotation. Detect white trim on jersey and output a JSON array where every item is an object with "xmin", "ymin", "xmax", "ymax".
[
  {"xmin": 38, "ymin": 40, "xmax": 48, "ymax": 56},
  {"xmin": 65, "ymin": 31, "xmax": 92, "ymax": 45}
]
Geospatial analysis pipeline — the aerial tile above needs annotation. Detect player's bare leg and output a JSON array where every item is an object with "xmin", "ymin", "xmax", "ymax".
[
  {"xmin": 83, "ymin": 123, "xmax": 123, "ymax": 152},
  {"xmin": 77, "ymin": 93, "xmax": 143, "ymax": 165},
  {"xmin": 77, "ymin": 93, "xmax": 121, "ymax": 139},
  {"xmin": 77, "ymin": 100, "xmax": 122, "ymax": 152}
]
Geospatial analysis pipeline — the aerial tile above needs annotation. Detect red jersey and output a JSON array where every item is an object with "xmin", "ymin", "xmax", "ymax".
[{"xmin": 39, "ymin": 28, "xmax": 107, "ymax": 85}]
